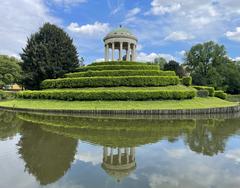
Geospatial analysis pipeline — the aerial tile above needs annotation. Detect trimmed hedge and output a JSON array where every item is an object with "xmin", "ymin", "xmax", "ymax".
[
  {"xmin": 214, "ymin": 90, "xmax": 227, "ymax": 99},
  {"xmin": 90, "ymin": 61, "xmax": 145, "ymax": 66},
  {"xmin": 17, "ymin": 89, "xmax": 196, "ymax": 101},
  {"xmin": 41, "ymin": 76, "xmax": 180, "ymax": 89},
  {"xmin": 76, "ymin": 65, "xmax": 160, "ymax": 72},
  {"xmin": 192, "ymin": 86, "xmax": 215, "ymax": 97},
  {"xmin": 197, "ymin": 89, "xmax": 209, "ymax": 98},
  {"xmin": 182, "ymin": 76, "xmax": 192, "ymax": 86},
  {"xmin": 65, "ymin": 70, "xmax": 176, "ymax": 78}
]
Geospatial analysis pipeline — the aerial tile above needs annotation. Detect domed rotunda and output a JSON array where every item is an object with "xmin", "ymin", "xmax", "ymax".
[{"xmin": 103, "ymin": 26, "xmax": 138, "ymax": 62}]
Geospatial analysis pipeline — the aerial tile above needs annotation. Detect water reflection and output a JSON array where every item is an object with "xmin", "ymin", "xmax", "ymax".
[{"xmin": 0, "ymin": 111, "xmax": 240, "ymax": 187}]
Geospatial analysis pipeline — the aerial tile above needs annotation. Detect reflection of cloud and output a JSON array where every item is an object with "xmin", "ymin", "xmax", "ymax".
[
  {"xmin": 165, "ymin": 148, "xmax": 188, "ymax": 159},
  {"xmin": 225, "ymin": 149, "xmax": 240, "ymax": 163},
  {"xmin": 129, "ymin": 173, "xmax": 139, "ymax": 180},
  {"xmin": 75, "ymin": 152, "xmax": 102, "ymax": 165},
  {"xmin": 149, "ymin": 174, "xmax": 179, "ymax": 188}
]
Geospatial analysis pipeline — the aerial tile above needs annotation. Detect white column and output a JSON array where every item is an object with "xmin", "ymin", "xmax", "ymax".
[
  {"xmin": 126, "ymin": 43, "xmax": 130, "ymax": 61},
  {"xmin": 119, "ymin": 42, "xmax": 123, "ymax": 61},
  {"xmin": 106, "ymin": 44, "xmax": 109, "ymax": 62},
  {"xmin": 130, "ymin": 147, "xmax": 135, "ymax": 161},
  {"xmin": 132, "ymin": 44, "xmax": 136, "ymax": 61},
  {"xmin": 104, "ymin": 45, "xmax": 107, "ymax": 61},
  {"xmin": 126, "ymin": 148, "xmax": 129, "ymax": 164},
  {"xmin": 112, "ymin": 42, "xmax": 115, "ymax": 61}
]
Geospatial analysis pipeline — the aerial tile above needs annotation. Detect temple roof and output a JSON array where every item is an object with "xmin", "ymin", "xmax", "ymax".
[{"xmin": 104, "ymin": 26, "xmax": 137, "ymax": 41}]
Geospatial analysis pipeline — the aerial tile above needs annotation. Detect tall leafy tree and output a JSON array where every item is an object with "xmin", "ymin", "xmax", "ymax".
[
  {"xmin": 154, "ymin": 57, "xmax": 167, "ymax": 69},
  {"xmin": 164, "ymin": 60, "xmax": 186, "ymax": 77},
  {"xmin": 21, "ymin": 23, "xmax": 79, "ymax": 90},
  {"xmin": 184, "ymin": 41, "xmax": 227, "ymax": 87},
  {"xmin": 0, "ymin": 55, "xmax": 22, "ymax": 88}
]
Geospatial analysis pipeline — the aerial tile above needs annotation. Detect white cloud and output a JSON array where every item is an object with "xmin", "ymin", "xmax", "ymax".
[
  {"xmin": 165, "ymin": 31, "xmax": 195, "ymax": 41},
  {"xmin": 67, "ymin": 22, "xmax": 110, "ymax": 37},
  {"xmin": 126, "ymin": 7, "xmax": 141, "ymax": 18},
  {"xmin": 0, "ymin": 0, "xmax": 59, "ymax": 57},
  {"xmin": 225, "ymin": 27, "xmax": 240, "ymax": 42},
  {"xmin": 150, "ymin": 0, "xmax": 181, "ymax": 15},
  {"xmin": 52, "ymin": 0, "xmax": 87, "ymax": 6},
  {"xmin": 178, "ymin": 50, "xmax": 186, "ymax": 56},
  {"xmin": 137, "ymin": 52, "xmax": 175, "ymax": 62},
  {"xmin": 94, "ymin": 58, "xmax": 104, "ymax": 62}
]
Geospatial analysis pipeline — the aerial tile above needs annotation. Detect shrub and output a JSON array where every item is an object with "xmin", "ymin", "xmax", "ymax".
[
  {"xmin": 41, "ymin": 76, "xmax": 180, "ymax": 89},
  {"xmin": 0, "ymin": 90, "xmax": 15, "ymax": 100},
  {"xmin": 182, "ymin": 76, "xmax": 192, "ymax": 86},
  {"xmin": 17, "ymin": 89, "xmax": 196, "ymax": 101},
  {"xmin": 65, "ymin": 70, "xmax": 176, "ymax": 78},
  {"xmin": 197, "ymin": 89, "xmax": 209, "ymax": 98},
  {"xmin": 76, "ymin": 65, "xmax": 160, "ymax": 72},
  {"xmin": 192, "ymin": 86, "xmax": 215, "ymax": 96},
  {"xmin": 90, "ymin": 61, "xmax": 145, "ymax": 66},
  {"xmin": 214, "ymin": 90, "xmax": 227, "ymax": 99}
]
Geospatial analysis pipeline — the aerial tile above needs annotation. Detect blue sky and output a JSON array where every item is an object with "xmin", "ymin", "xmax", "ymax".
[{"xmin": 0, "ymin": 0, "xmax": 240, "ymax": 64}]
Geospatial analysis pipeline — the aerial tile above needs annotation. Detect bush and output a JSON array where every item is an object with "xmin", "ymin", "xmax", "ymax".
[
  {"xmin": 197, "ymin": 89, "xmax": 209, "ymax": 98},
  {"xmin": 17, "ymin": 89, "xmax": 196, "ymax": 101},
  {"xmin": 214, "ymin": 90, "xmax": 227, "ymax": 99},
  {"xmin": 41, "ymin": 76, "xmax": 180, "ymax": 89},
  {"xmin": 90, "ymin": 61, "xmax": 145, "ymax": 66},
  {"xmin": 0, "ymin": 90, "xmax": 15, "ymax": 100},
  {"xmin": 182, "ymin": 76, "xmax": 192, "ymax": 86},
  {"xmin": 65, "ymin": 70, "xmax": 176, "ymax": 78},
  {"xmin": 76, "ymin": 65, "xmax": 160, "ymax": 72},
  {"xmin": 192, "ymin": 86, "xmax": 215, "ymax": 96}
]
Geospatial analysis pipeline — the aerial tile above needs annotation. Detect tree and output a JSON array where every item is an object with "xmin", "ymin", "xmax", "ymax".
[
  {"xmin": 164, "ymin": 60, "xmax": 186, "ymax": 77},
  {"xmin": 20, "ymin": 23, "xmax": 79, "ymax": 90},
  {"xmin": 0, "ymin": 55, "xmax": 22, "ymax": 88},
  {"xmin": 154, "ymin": 57, "xmax": 167, "ymax": 69},
  {"xmin": 184, "ymin": 41, "xmax": 227, "ymax": 88}
]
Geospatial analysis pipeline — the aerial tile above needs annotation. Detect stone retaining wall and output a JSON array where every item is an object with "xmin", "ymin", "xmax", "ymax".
[{"xmin": 0, "ymin": 105, "xmax": 240, "ymax": 115}]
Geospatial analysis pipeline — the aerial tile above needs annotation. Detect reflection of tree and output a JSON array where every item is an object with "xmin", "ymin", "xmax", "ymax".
[
  {"xmin": 0, "ymin": 111, "xmax": 22, "ymax": 140},
  {"xmin": 186, "ymin": 119, "xmax": 240, "ymax": 156},
  {"xmin": 17, "ymin": 123, "xmax": 78, "ymax": 185},
  {"xmin": 18, "ymin": 113, "xmax": 196, "ymax": 147}
]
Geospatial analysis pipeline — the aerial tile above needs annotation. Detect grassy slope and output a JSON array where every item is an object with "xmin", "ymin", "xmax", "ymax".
[{"xmin": 0, "ymin": 97, "xmax": 238, "ymax": 110}]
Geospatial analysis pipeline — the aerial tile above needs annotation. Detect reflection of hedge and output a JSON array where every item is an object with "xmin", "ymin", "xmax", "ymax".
[
  {"xmin": 41, "ymin": 76, "xmax": 180, "ymax": 89},
  {"xmin": 17, "ymin": 88, "xmax": 196, "ymax": 100},
  {"xmin": 76, "ymin": 65, "xmax": 160, "ymax": 72},
  {"xmin": 65, "ymin": 70, "xmax": 176, "ymax": 78},
  {"xmin": 18, "ymin": 113, "xmax": 196, "ymax": 147}
]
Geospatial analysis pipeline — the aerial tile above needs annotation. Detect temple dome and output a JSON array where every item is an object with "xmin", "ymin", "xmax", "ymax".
[{"xmin": 104, "ymin": 26, "xmax": 137, "ymax": 41}]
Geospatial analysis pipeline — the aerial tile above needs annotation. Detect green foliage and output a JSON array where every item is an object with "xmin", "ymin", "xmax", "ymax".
[
  {"xmin": 76, "ymin": 64, "xmax": 160, "ymax": 72},
  {"xmin": 41, "ymin": 76, "xmax": 180, "ymax": 89},
  {"xmin": 65, "ymin": 70, "xmax": 176, "ymax": 78},
  {"xmin": 90, "ymin": 61, "xmax": 145, "ymax": 66},
  {"xmin": 226, "ymin": 94, "xmax": 240, "ymax": 102},
  {"xmin": 0, "ymin": 55, "xmax": 22, "ymax": 87},
  {"xmin": 192, "ymin": 86, "xmax": 215, "ymax": 97},
  {"xmin": 214, "ymin": 90, "xmax": 227, "ymax": 99},
  {"xmin": 182, "ymin": 76, "xmax": 192, "ymax": 86},
  {"xmin": 154, "ymin": 57, "xmax": 167, "ymax": 69},
  {"xmin": 0, "ymin": 90, "xmax": 15, "ymax": 100},
  {"xmin": 197, "ymin": 90, "xmax": 209, "ymax": 98},
  {"xmin": 20, "ymin": 23, "xmax": 79, "ymax": 90},
  {"xmin": 17, "ymin": 89, "xmax": 196, "ymax": 101},
  {"xmin": 164, "ymin": 60, "xmax": 186, "ymax": 77}
]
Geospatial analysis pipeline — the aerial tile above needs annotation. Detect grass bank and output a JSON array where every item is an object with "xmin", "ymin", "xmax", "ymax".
[{"xmin": 0, "ymin": 97, "xmax": 238, "ymax": 111}]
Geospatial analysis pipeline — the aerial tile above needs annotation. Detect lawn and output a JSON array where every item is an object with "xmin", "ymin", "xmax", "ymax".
[{"xmin": 0, "ymin": 97, "xmax": 238, "ymax": 110}]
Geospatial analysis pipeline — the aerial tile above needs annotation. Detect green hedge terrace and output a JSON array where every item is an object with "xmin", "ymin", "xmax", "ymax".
[
  {"xmin": 17, "ymin": 89, "xmax": 196, "ymax": 101},
  {"xmin": 192, "ymin": 86, "xmax": 215, "ymax": 96},
  {"xmin": 41, "ymin": 76, "xmax": 180, "ymax": 89},
  {"xmin": 65, "ymin": 70, "xmax": 176, "ymax": 78},
  {"xmin": 76, "ymin": 64, "xmax": 160, "ymax": 72}
]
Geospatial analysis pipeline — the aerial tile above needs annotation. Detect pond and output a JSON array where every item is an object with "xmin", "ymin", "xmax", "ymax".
[{"xmin": 0, "ymin": 110, "xmax": 240, "ymax": 188}]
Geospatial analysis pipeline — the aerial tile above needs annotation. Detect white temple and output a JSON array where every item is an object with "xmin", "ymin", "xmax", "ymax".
[{"xmin": 103, "ymin": 26, "xmax": 138, "ymax": 61}]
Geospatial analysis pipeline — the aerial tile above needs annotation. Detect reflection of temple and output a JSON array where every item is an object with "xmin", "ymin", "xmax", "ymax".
[{"xmin": 102, "ymin": 147, "xmax": 136, "ymax": 182}]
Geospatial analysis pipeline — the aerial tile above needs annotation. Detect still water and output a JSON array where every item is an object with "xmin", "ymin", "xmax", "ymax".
[{"xmin": 0, "ymin": 110, "xmax": 240, "ymax": 188}]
